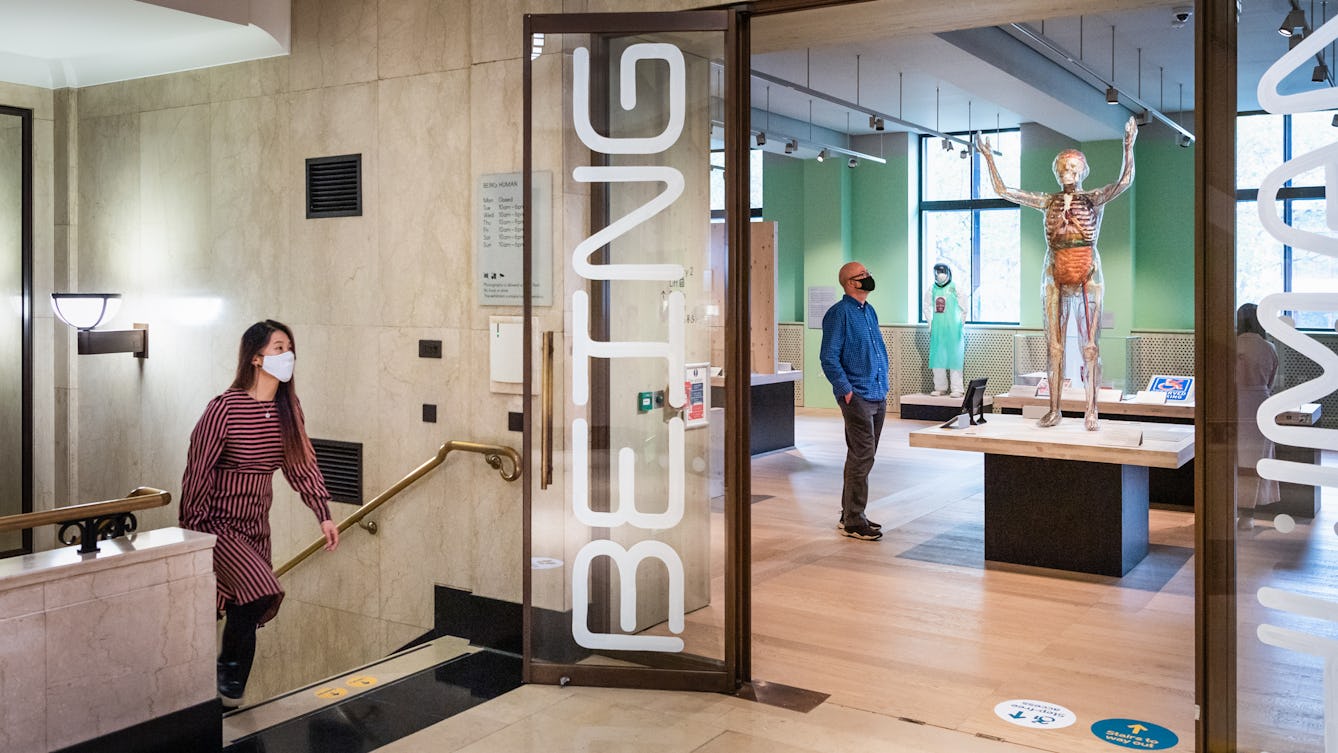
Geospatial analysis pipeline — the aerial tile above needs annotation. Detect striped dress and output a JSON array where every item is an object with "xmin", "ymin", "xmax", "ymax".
[{"xmin": 179, "ymin": 389, "xmax": 331, "ymax": 624}]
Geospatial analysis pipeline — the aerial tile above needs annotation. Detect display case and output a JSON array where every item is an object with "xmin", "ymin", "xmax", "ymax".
[{"xmin": 1012, "ymin": 333, "xmax": 1138, "ymax": 395}]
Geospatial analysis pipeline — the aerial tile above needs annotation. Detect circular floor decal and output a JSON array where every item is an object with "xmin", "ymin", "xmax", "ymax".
[
  {"xmin": 1091, "ymin": 718, "xmax": 1179, "ymax": 749},
  {"xmin": 531, "ymin": 556, "xmax": 563, "ymax": 569},
  {"xmin": 994, "ymin": 699, "xmax": 1077, "ymax": 729}
]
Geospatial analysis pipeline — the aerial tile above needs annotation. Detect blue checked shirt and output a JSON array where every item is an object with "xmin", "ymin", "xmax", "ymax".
[{"xmin": 820, "ymin": 295, "xmax": 889, "ymax": 402}]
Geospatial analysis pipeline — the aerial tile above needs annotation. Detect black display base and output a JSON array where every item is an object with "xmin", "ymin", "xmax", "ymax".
[
  {"xmin": 899, "ymin": 402, "xmax": 963, "ymax": 421},
  {"xmin": 1273, "ymin": 444, "xmax": 1320, "ymax": 517},
  {"xmin": 984, "ymin": 454, "xmax": 1150, "ymax": 577},
  {"xmin": 56, "ymin": 698, "xmax": 221, "ymax": 753},
  {"xmin": 711, "ymin": 380, "xmax": 795, "ymax": 455}
]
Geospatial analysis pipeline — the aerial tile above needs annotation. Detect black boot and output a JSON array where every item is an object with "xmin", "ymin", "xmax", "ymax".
[
  {"xmin": 217, "ymin": 659, "xmax": 246, "ymax": 707},
  {"xmin": 217, "ymin": 596, "xmax": 271, "ymax": 708}
]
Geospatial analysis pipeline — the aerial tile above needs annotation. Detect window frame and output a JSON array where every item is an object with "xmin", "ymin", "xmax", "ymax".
[
  {"xmin": 918, "ymin": 129, "xmax": 1021, "ymax": 325},
  {"xmin": 1236, "ymin": 110, "xmax": 1329, "ymax": 324}
]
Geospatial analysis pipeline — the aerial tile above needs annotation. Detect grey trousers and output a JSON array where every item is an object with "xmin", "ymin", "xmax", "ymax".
[{"xmin": 838, "ymin": 393, "xmax": 886, "ymax": 526}]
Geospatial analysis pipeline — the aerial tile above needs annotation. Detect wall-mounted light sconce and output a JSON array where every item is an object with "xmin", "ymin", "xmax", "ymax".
[{"xmin": 51, "ymin": 293, "xmax": 148, "ymax": 358}]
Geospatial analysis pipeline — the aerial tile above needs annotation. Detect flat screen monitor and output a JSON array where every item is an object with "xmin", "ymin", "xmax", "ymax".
[{"xmin": 962, "ymin": 377, "xmax": 987, "ymax": 425}]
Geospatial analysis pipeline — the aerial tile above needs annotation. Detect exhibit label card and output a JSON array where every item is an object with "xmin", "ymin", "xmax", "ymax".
[
  {"xmin": 807, "ymin": 286, "xmax": 839, "ymax": 329},
  {"xmin": 478, "ymin": 171, "xmax": 552, "ymax": 306},
  {"xmin": 1146, "ymin": 375, "xmax": 1194, "ymax": 402}
]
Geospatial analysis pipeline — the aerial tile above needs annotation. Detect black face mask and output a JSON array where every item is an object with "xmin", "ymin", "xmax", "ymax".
[{"xmin": 854, "ymin": 275, "xmax": 876, "ymax": 292}]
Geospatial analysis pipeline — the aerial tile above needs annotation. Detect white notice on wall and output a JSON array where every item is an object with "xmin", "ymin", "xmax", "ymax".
[
  {"xmin": 478, "ymin": 171, "xmax": 552, "ymax": 306},
  {"xmin": 807, "ymin": 286, "xmax": 840, "ymax": 329}
]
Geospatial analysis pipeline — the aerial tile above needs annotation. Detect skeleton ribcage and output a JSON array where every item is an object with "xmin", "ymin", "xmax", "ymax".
[{"xmin": 1045, "ymin": 195, "xmax": 1097, "ymax": 244}]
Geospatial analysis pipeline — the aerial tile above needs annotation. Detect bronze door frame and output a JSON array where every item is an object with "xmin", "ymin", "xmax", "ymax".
[{"xmin": 521, "ymin": 9, "xmax": 751, "ymax": 693}]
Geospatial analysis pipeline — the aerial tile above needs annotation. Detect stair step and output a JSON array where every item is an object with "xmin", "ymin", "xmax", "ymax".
[{"xmin": 223, "ymin": 637, "xmax": 520, "ymax": 752}]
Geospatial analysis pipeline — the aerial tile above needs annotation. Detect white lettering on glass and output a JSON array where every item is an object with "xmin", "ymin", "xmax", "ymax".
[
  {"xmin": 571, "ymin": 540, "xmax": 686, "ymax": 652},
  {"xmin": 1255, "ymin": 17, "xmax": 1338, "ymax": 752},
  {"xmin": 569, "ymin": 42, "xmax": 689, "ymax": 652}
]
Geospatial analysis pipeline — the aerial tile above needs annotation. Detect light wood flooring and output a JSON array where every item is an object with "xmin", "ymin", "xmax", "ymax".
[{"xmin": 676, "ymin": 408, "xmax": 1338, "ymax": 753}]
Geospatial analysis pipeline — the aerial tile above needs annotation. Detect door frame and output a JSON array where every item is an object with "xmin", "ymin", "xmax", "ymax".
[{"xmin": 521, "ymin": 9, "xmax": 751, "ymax": 693}]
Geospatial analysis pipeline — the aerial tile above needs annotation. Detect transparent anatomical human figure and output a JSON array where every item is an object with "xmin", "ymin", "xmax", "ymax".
[{"xmin": 976, "ymin": 117, "xmax": 1136, "ymax": 430}]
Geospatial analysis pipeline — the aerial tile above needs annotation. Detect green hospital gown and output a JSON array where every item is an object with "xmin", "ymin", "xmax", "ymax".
[{"xmin": 928, "ymin": 281, "xmax": 965, "ymax": 370}]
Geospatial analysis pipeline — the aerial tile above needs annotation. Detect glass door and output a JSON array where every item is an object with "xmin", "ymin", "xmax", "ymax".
[{"xmin": 522, "ymin": 11, "xmax": 744, "ymax": 691}]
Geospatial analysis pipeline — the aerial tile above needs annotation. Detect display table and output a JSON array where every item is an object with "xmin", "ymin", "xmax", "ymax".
[
  {"xmin": 710, "ymin": 370, "xmax": 802, "ymax": 455},
  {"xmin": 909, "ymin": 414, "xmax": 1194, "ymax": 576},
  {"xmin": 900, "ymin": 392, "xmax": 994, "ymax": 421},
  {"xmin": 991, "ymin": 394, "xmax": 1194, "ymax": 423},
  {"xmin": 992, "ymin": 395, "xmax": 1195, "ymax": 511}
]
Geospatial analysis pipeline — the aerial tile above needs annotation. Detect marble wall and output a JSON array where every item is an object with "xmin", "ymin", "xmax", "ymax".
[
  {"xmin": 0, "ymin": 527, "xmax": 216, "ymax": 751},
  {"xmin": 26, "ymin": 0, "xmax": 726, "ymax": 705}
]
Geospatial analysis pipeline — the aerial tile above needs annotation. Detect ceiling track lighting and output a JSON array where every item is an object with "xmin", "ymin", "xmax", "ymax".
[
  {"xmin": 1106, "ymin": 26, "xmax": 1120, "ymax": 105},
  {"xmin": 755, "ymin": 131, "xmax": 766, "ymax": 146},
  {"xmin": 1106, "ymin": 86, "xmax": 1120, "ymax": 104},
  {"xmin": 1280, "ymin": 6, "xmax": 1307, "ymax": 36},
  {"xmin": 1314, "ymin": 61, "xmax": 1330, "ymax": 82},
  {"xmin": 1006, "ymin": 23, "xmax": 1193, "ymax": 145},
  {"xmin": 816, "ymin": 148, "xmax": 829, "ymax": 162},
  {"xmin": 743, "ymin": 67, "xmax": 979, "ymax": 153},
  {"xmin": 785, "ymin": 139, "xmax": 797, "ymax": 154},
  {"xmin": 869, "ymin": 115, "xmax": 885, "ymax": 131}
]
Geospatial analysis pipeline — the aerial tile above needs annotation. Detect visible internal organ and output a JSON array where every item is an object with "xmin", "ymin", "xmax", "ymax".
[
  {"xmin": 1045, "ymin": 192, "xmax": 1099, "ymax": 286},
  {"xmin": 1054, "ymin": 246, "xmax": 1093, "ymax": 285}
]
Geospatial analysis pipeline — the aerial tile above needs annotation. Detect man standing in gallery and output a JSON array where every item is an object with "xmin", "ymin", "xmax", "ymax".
[{"xmin": 820, "ymin": 261, "xmax": 889, "ymax": 541}]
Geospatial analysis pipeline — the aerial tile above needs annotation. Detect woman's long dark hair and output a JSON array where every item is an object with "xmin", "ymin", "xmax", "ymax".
[{"xmin": 230, "ymin": 319, "xmax": 311, "ymax": 466}]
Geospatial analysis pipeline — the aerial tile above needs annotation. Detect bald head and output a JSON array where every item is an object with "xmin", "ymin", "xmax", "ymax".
[{"xmin": 839, "ymin": 261, "xmax": 867, "ymax": 286}]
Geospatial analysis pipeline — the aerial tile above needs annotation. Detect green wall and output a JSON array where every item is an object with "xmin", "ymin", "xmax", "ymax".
[
  {"xmin": 1132, "ymin": 129, "xmax": 1195, "ymax": 330},
  {"xmin": 762, "ymin": 122, "xmax": 1194, "ymax": 402}
]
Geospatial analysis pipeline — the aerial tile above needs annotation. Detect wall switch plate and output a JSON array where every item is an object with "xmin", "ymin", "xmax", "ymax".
[
  {"xmin": 508, "ymin": 411, "xmax": 523, "ymax": 432},
  {"xmin": 418, "ymin": 339, "xmax": 442, "ymax": 358},
  {"xmin": 422, "ymin": 404, "xmax": 437, "ymax": 423}
]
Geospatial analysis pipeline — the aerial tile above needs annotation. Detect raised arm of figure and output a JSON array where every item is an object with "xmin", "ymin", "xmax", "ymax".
[
  {"xmin": 1091, "ymin": 116, "xmax": 1138, "ymax": 205},
  {"xmin": 975, "ymin": 132, "xmax": 1047, "ymax": 209}
]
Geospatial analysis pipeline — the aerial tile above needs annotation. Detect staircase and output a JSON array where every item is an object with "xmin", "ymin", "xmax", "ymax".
[{"xmin": 222, "ymin": 637, "xmax": 522, "ymax": 753}]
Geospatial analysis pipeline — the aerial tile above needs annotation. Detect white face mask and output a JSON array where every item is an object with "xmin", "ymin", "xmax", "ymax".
[
  {"xmin": 935, "ymin": 272, "xmax": 949, "ymax": 285},
  {"xmin": 261, "ymin": 351, "xmax": 295, "ymax": 383}
]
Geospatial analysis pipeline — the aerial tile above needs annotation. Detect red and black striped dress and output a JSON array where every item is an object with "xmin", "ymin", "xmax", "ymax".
[{"xmin": 178, "ymin": 389, "xmax": 331, "ymax": 624}]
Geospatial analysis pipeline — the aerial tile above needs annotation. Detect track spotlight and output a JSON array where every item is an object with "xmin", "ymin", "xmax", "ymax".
[
  {"xmin": 1314, "ymin": 62, "xmax": 1329, "ymax": 82},
  {"xmin": 784, "ymin": 139, "xmax": 797, "ymax": 154},
  {"xmin": 755, "ymin": 131, "xmax": 766, "ymax": 146},
  {"xmin": 1332, "ymin": 113, "xmax": 1338, "ymax": 126},
  {"xmin": 816, "ymin": 148, "xmax": 829, "ymax": 162},
  {"xmin": 941, "ymin": 138, "xmax": 953, "ymax": 151},
  {"xmin": 847, "ymin": 157, "xmax": 859, "ymax": 168},
  {"xmin": 1106, "ymin": 86, "xmax": 1120, "ymax": 105},
  {"xmin": 1280, "ymin": 7, "xmax": 1306, "ymax": 36},
  {"xmin": 959, "ymin": 148, "xmax": 970, "ymax": 159},
  {"xmin": 869, "ymin": 115, "xmax": 885, "ymax": 131}
]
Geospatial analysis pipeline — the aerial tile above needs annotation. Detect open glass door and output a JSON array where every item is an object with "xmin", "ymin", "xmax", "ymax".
[{"xmin": 522, "ymin": 11, "xmax": 744, "ymax": 691}]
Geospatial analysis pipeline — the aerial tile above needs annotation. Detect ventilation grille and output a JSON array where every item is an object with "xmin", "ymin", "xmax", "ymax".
[
  {"xmin": 306, "ymin": 154, "xmax": 362, "ymax": 218},
  {"xmin": 1127, "ymin": 334, "xmax": 1195, "ymax": 393},
  {"xmin": 1278, "ymin": 332, "xmax": 1338, "ymax": 429},
  {"xmin": 310, "ymin": 438, "xmax": 362, "ymax": 504},
  {"xmin": 777, "ymin": 322, "xmax": 804, "ymax": 406}
]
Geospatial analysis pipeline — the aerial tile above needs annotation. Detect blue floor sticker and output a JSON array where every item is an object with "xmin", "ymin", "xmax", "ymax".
[{"xmin": 1091, "ymin": 718, "xmax": 1179, "ymax": 749}]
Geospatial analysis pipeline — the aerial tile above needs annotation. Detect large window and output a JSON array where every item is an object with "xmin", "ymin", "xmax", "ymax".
[
  {"xmin": 709, "ymin": 148, "xmax": 764, "ymax": 220},
  {"xmin": 1237, "ymin": 111, "xmax": 1337, "ymax": 328},
  {"xmin": 920, "ymin": 130, "xmax": 1021, "ymax": 323}
]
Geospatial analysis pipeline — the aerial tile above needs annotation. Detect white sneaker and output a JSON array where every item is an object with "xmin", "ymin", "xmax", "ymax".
[
  {"xmin": 950, "ymin": 391, "xmax": 964, "ymax": 398},
  {"xmin": 930, "ymin": 390, "xmax": 946, "ymax": 396}
]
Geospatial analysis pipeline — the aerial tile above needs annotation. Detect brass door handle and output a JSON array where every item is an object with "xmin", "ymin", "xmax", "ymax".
[{"xmin": 541, "ymin": 330, "xmax": 554, "ymax": 489}]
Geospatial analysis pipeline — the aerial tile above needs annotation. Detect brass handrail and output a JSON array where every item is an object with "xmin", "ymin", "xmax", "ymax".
[
  {"xmin": 0, "ymin": 487, "xmax": 172, "ymax": 554},
  {"xmin": 274, "ymin": 440, "xmax": 522, "ymax": 578}
]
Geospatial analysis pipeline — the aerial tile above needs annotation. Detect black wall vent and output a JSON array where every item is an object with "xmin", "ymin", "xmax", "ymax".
[
  {"xmin": 310, "ymin": 438, "xmax": 362, "ymax": 504},
  {"xmin": 305, "ymin": 154, "xmax": 362, "ymax": 218}
]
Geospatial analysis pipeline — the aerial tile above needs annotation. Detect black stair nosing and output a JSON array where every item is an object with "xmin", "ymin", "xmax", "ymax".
[
  {"xmin": 224, "ymin": 640, "xmax": 438, "ymax": 718},
  {"xmin": 223, "ymin": 649, "xmax": 522, "ymax": 753}
]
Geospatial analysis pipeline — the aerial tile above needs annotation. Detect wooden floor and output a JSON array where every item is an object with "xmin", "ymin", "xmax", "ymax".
[{"xmin": 673, "ymin": 408, "xmax": 1337, "ymax": 753}]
